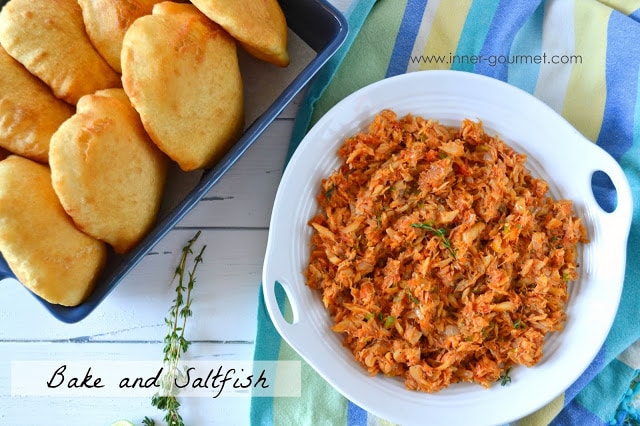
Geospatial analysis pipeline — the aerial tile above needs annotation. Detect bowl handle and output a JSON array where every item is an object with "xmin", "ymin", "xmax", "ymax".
[
  {"xmin": 261, "ymin": 246, "xmax": 315, "ymax": 344},
  {"xmin": 582, "ymin": 142, "xmax": 634, "ymax": 234},
  {"xmin": 263, "ymin": 279, "xmax": 296, "ymax": 327},
  {"xmin": 262, "ymin": 269, "xmax": 330, "ymax": 366}
]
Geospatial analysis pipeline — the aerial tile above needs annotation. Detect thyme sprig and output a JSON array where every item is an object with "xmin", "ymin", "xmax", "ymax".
[
  {"xmin": 147, "ymin": 231, "xmax": 207, "ymax": 426},
  {"xmin": 498, "ymin": 367, "xmax": 513, "ymax": 386},
  {"xmin": 410, "ymin": 222, "xmax": 457, "ymax": 258}
]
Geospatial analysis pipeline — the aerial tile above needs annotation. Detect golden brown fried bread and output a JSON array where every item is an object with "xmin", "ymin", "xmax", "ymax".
[
  {"xmin": 49, "ymin": 88, "xmax": 169, "ymax": 254},
  {"xmin": 191, "ymin": 0, "xmax": 289, "ymax": 67},
  {"xmin": 0, "ymin": 46, "xmax": 74, "ymax": 163},
  {"xmin": 0, "ymin": 155, "xmax": 108, "ymax": 306},
  {"xmin": 78, "ymin": 0, "xmax": 163, "ymax": 73},
  {"xmin": 122, "ymin": 2, "xmax": 244, "ymax": 171},
  {"xmin": 0, "ymin": 0, "xmax": 121, "ymax": 105}
]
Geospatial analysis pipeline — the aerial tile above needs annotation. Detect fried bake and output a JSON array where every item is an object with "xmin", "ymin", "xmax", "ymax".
[
  {"xmin": 78, "ymin": 0, "xmax": 163, "ymax": 73},
  {"xmin": 0, "ymin": 0, "xmax": 121, "ymax": 105},
  {"xmin": 191, "ymin": 0, "xmax": 289, "ymax": 67},
  {"xmin": 121, "ymin": 2, "xmax": 244, "ymax": 171},
  {"xmin": 0, "ymin": 155, "xmax": 108, "ymax": 306},
  {"xmin": 0, "ymin": 46, "xmax": 74, "ymax": 163},
  {"xmin": 49, "ymin": 88, "xmax": 169, "ymax": 254}
]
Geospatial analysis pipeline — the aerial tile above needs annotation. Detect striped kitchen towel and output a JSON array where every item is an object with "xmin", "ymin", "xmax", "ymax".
[{"xmin": 252, "ymin": 0, "xmax": 640, "ymax": 424}]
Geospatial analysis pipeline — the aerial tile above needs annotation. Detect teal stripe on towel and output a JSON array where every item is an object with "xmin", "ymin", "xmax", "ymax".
[
  {"xmin": 574, "ymin": 359, "xmax": 639, "ymax": 422},
  {"xmin": 450, "ymin": 0, "xmax": 500, "ymax": 73},
  {"xmin": 251, "ymin": 288, "xmax": 287, "ymax": 426},
  {"xmin": 507, "ymin": 0, "xmax": 545, "ymax": 93}
]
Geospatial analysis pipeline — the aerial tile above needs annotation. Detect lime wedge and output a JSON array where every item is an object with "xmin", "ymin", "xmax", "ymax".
[{"xmin": 111, "ymin": 421, "xmax": 135, "ymax": 426}]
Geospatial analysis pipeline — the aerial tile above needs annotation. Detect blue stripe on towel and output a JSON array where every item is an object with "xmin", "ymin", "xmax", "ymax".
[
  {"xmin": 595, "ymin": 10, "xmax": 640, "ymax": 161},
  {"xmin": 475, "ymin": 0, "xmax": 543, "ymax": 81},
  {"xmin": 507, "ymin": 0, "xmax": 545, "ymax": 94},
  {"xmin": 635, "ymin": 64, "xmax": 640, "ymax": 148},
  {"xmin": 551, "ymin": 399, "xmax": 606, "ymax": 426},
  {"xmin": 347, "ymin": 401, "xmax": 368, "ymax": 426},
  {"xmin": 565, "ymin": 345, "xmax": 606, "ymax": 403},
  {"xmin": 385, "ymin": 0, "xmax": 429, "ymax": 77}
]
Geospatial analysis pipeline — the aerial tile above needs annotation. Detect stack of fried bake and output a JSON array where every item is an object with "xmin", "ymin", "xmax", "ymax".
[{"xmin": 0, "ymin": 0, "xmax": 289, "ymax": 306}]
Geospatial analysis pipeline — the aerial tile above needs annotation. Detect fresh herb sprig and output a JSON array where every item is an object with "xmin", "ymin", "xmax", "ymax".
[
  {"xmin": 410, "ymin": 222, "xmax": 457, "ymax": 258},
  {"xmin": 147, "ymin": 231, "xmax": 207, "ymax": 426},
  {"xmin": 498, "ymin": 367, "xmax": 512, "ymax": 386}
]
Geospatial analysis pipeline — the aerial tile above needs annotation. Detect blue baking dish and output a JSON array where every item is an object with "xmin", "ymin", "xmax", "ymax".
[{"xmin": 0, "ymin": 0, "xmax": 348, "ymax": 323}]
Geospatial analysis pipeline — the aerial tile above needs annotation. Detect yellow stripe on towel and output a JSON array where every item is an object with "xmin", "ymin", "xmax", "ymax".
[
  {"xmin": 561, "ymin": 0, "xmax": 610, "ymax": 142},
  {"xmin": 419, "ymin": 0, "xmax": 473, "ymax": 71},
  {"xmin": 519, "ymin": 393, "xmax": 566, "ymax": 426},
  {"xmin": 597, "ymin": 0, "xmax": 640, "ymax": 15}
]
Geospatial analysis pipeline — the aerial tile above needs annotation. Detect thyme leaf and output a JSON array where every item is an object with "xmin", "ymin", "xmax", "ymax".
[
  {"xmin": 142, "ymin": 417, "xmax": 155, "ymax": 426},
  {"xmin": 410, "ymin": 222, "xmax": 457, "ymax": 258},
  {"xmin": 498, "ymin": 367, "xmax": 512, "ymax": 386},
  {"xmin": 325, "ymin": 183, "xmax": 337, "ymax": 200},
  {"xmin": 406, "ymin": 290, "xmax": 420, "ymax": 304}
]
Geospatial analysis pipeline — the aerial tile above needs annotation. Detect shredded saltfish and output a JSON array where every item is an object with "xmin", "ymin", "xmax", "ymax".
[{"xmin": 305, "ymin": 110, "xmax": 588, "ymax": 392}]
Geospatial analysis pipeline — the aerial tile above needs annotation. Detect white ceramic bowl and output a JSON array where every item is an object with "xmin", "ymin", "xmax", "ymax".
[{"xmin": 262, "ymin": 70, "xmax": 633, "ymax": 425}]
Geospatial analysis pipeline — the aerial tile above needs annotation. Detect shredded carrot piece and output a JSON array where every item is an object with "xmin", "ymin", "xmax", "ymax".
[{"xmin": 304, "ymin": 110, "xmax": 588, "ymax": 392}]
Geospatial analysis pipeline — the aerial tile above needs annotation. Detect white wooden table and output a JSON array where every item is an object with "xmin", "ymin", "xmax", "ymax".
[{"xmin": 0, "ymin": 1, "xmax": 352, "ymax": 424}]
